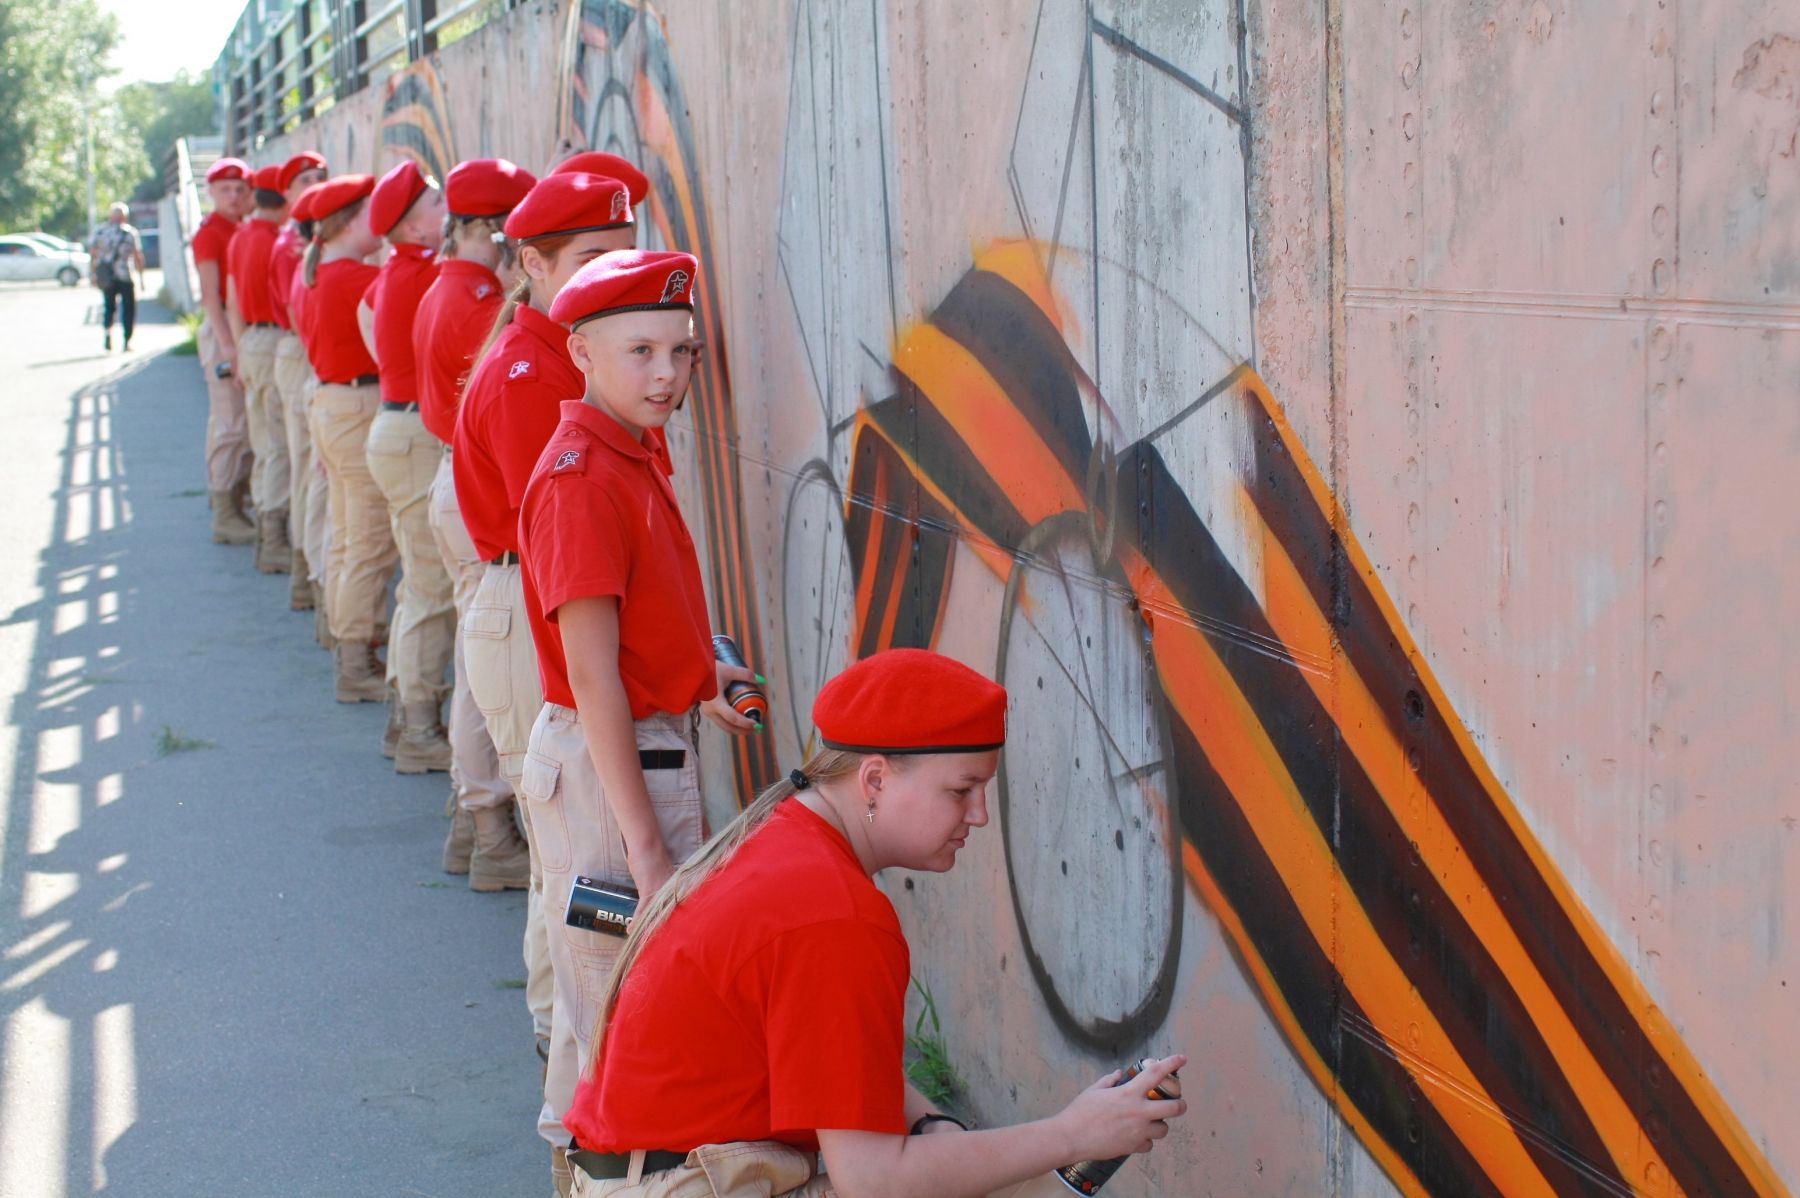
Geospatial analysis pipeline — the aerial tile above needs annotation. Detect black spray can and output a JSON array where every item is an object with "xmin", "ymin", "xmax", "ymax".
[
  {"xmin": 1053, "ymin": 1060, "xmax": 1182, "ymax": 1195},
  {"xmin": 565, "ymin": 876, "xmax": 638, "ymax": 936},
  {"xmin": 711, "ymin": 634, "xmax": 767, "ymax": 725}
]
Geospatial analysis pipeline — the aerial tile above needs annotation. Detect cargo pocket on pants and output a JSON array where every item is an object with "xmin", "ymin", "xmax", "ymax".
[
  {"xmin": 566, "ymin": 934, "xmax": 624, "ymax": 1054},
  {"xmin": 463, "ymin": 603, "xmax": 512, "ymax": 717},
  {"xmin": 518, "ymin": 750, "xmax": 569, "ymax": 876}
]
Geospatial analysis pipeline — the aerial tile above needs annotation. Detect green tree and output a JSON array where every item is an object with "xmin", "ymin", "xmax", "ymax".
[
  {"xmin": 115, "ymin": 72, "xmax": 219, "ymax": 202},
  {"xmin": 0, "ymin": 0, "xmax": 146, "ymax": 237}
]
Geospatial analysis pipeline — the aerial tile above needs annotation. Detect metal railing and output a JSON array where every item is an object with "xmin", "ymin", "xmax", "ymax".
[{"xmin": 214, "ymin": 0, "xmax": 519, "ymax": 153}]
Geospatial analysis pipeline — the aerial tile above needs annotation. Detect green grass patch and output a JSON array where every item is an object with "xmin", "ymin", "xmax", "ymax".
[
  {"xmin": 169, "ymin": 488, "xmax": 207, "ymax": 498},
  {"xmin": 904, "ymin": 977, "xmax": 966, "ymax": 1109},
  {"xmin": 493, "ymin": 978, "xmax": 528, "ymax": 990},
  {"xmin": 169, "ymin": 311, "xmax": 201, "ymax": 357},
  {"xmin": 416, "ymin": 880, "xmax": 451, "ymax": 889},
  {"xmin": 154, "ymin": 726, "xmax": 213, "ymax": 756}
]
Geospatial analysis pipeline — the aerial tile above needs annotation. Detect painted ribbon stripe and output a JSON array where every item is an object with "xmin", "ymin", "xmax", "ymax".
[
  {"xmin": 1243, "ymin": 391, "xmax": 1779, "ymax": 1198},
  {"xmin": 1247, "ymin": 488, "xmax": 1685, "ymax": 1194},
  {"xmin": 1169, "ymin": 725, "xmax": 1500, "ymax": 1198},
  {"xmin": 1115, "ymin": 535, "xmax": 1561, "ymax": 1196},
  {"xmin": 1118, "ymin": 442, "xmax": 1631, "ymax": 1194}
]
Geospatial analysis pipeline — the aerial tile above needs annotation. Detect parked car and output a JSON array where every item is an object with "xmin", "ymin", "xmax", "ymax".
[
  {"xmin": 0, "ymin": 235, "xmax": 90, "ymax": 285},
  {"xmin": 22, "ymin": 232, "xmax": 85, "ymax": 255}
]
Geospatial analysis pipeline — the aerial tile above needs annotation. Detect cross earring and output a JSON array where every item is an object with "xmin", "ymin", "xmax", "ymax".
[{"xmin": 865, "ymin": 801, "xmax": 876, "ymax": 825}]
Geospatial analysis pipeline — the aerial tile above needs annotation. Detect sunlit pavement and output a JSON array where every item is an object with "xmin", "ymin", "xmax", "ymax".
[{"xmin": 0, "ymin": 278, "xmax": 543, "ymax": 1195}]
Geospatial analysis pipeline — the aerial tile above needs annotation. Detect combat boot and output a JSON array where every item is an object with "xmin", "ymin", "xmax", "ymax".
[
  {"xmin": 442, "ymin": 790, "xmax": 474, "ymax": 875},
  {"xmin": 333, "ymin": 641, "xmax": 388, "ymax": 703},
  {"xmin": 209, "ymin": 492, "xmax": 256, "ymax": 545},
  {"xmin": 395, "ymin": 699, "xmax": 452, "ymax": 774},
  {"xmin": 255, "ymin": 506, "xmax": 293, "ymax": 574},
  {"xmin": 288, "ymin": 549, "xmax": 314, "ymax": 610},
  {"xmin": 469, "ymin": 804, "xmax": 530, "ymax": 892}
]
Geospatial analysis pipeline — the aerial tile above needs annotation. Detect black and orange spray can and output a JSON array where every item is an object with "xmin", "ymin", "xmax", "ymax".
[
  {"xmin": 711, "ymin": 634, "xmax": 767, "ymax": 725},
  {"xmin": 1053, "ymin": 1060, "xmax": 1182, "ymax": 1195}
]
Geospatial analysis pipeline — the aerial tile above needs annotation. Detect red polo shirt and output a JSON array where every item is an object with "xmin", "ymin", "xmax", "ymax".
[
  {"xmin": 225, "ymin": 217, "xmax": 281, "ymax": 325},
  {"xmin": 565, "ymin": 800, "xmax": 910, "ymax": 1153},
  {"xmin": 268, "ymin": 224, "xmax": 304, "ymax": 331},
  {"xmin": 451, "ymin": 304, "xmax": 584, "ymax": 560},
  {"xmin": 365, "ymin": 243, "xmax": 438, "ymax": 404},
  {"xmin": 288, "ymin": 267, "xmax": 312, "ymax": 347},
  {"xmin": 190, "ymin": 210, "xmax": 238, "ymax": 266},
  {"xmin": 413, "ymin": 259, "xmax": 503, "ymax": 443},
  {"xmin": 299, "ymin": 259, "xmax": 381, "ymax": 384},
  {"xmin": 516, "ymin": 400, "xmax": 714, "ymax": 714}
]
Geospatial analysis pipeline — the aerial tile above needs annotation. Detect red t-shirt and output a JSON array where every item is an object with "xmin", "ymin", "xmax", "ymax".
[
  {"xmin": 451, "ymin": 304, "xmax": 584, "ymax": 560},
  {"xmin": 288, "ymin": 266, "xmax": 311, "ymax": 346},
  {"xmin": 517, "ymin": 400, "xmax": 714, "ymax": 714},
  {"xmin": 299, "ymin": 258, "xmax": 381, "ymax": 384},
  {"xmin": 225, "ymin": 217, "xmax": 281, "ymax": 325},
  {"xmin": 413, "ymin": 259, "xmax": 503, "ymax": 443},
  {"xmin": 365, "ymin": 243, "xmax": 439, "ymax": 404},
  {"xmin": 268, "ymin": 224, "xmax": 304, "ymax": 331},
  {"xmin": 566, "ymin": 800, "xmax": 910, "ymax": 1153},
  {"xmin": 190, "ymin": 210, "xmax": 238, "ymax": 266}
]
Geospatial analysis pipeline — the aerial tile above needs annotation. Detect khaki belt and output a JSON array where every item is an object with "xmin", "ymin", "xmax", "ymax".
[{"xmin": 568, "ymin": 1148, "xmax": 687, "ymax": 1181}]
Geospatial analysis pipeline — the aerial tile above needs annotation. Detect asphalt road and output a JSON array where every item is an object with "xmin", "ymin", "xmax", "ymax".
[{"xmin": 0, "ymin": 277, "xmax": 545, "ymax": 1196}]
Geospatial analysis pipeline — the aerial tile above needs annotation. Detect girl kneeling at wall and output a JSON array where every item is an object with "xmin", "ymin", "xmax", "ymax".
[{"xmin": 559, "ymin": 648, "xmax": 1187, "ymax": 1198}]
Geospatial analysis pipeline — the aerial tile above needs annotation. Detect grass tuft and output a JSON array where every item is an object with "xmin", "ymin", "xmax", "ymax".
[
  {"xmin": 154, "ymin": 726, "xmax": 213, "ymax": 756},
  {"xmin": 169, "ymin": 311, "xmax": 201, "ymax": 357},
  {"xmin": 493, "ymin": 978, "xmax": 528, "ymax": 990},
  {"xmin": 904, "ymin": 977, "xmax": 966, "ymax": 1109}
]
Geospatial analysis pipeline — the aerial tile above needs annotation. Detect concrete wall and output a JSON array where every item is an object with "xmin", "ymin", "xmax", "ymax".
[{"xmin": 255, "ymin": 2, "xmax": 1798, "ymax": 1193}]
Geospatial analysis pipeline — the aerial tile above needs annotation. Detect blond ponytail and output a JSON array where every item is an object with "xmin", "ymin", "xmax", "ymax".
[
  {"xmin": 585, "ymin": 748, "xmax": 870, "ymax": 1078},
  {"xmin": 302, "ymin": 198, "xmax": 368, "ymax": 287}
]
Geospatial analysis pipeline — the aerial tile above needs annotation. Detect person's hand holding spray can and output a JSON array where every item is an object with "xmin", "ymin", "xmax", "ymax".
[
  {"xmin": 1048, "ymin": 1056, "xmax": 1187, "ymax": 1194},
  {"xmin": 704, "ymin": 634, "xmax": 767, "ymax": 735}
]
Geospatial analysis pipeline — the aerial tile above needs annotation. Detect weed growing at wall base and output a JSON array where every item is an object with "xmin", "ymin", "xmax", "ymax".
[
  {"xmin": 155, "ymin": 726, "xmax": 213, "ymax": 756},
  {"xmin": 904, "ymin": 977, "xmax": 966, "ymax": 1109}
]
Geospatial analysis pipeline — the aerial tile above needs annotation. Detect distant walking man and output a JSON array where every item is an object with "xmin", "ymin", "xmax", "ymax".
[{"xmin": 91, "ymin": 203, "xmax": 145, "ymax": 351}]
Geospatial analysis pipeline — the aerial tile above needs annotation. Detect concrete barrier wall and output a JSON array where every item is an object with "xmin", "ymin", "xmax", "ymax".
[{"xmin": 255, "ymin": 2, "xmax": 1797, "ymax": 1193}]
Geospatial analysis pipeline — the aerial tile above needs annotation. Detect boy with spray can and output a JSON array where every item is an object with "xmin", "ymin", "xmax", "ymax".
[{"xmin": 514, "ymin": 249, "xmax": 763, "ymax": 1195}]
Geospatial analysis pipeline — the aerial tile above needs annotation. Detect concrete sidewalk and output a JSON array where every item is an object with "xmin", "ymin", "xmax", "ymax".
[{"xmin": 0, "ymin": 281, "xmax": 543, "ymax": 1195}]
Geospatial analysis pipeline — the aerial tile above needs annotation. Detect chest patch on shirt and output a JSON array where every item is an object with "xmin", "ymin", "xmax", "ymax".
[
  {"xmin": 475, "ymin": 283, "xmax": 494, "ymax": 299},
  {"xmin": 551, "ymin": 448, "xmax": 588, "ymax": 476},
  {"xmin": 507, "ymin": 358, "xmax": 535, "ymax": 382}
]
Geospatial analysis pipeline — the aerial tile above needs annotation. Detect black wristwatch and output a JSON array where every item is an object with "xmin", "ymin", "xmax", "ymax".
[{"xmin": 909, "ymin": 1112, "xmax": 970, "ymax": 1136}]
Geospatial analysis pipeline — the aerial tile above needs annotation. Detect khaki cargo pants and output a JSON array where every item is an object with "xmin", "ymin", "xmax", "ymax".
[
  {"xmin": 521, "ymin": 704, "xmax": 705, "ymax": 1147},
  {"xmin": 197, "ymin": 320, "xmax": 250, "ymax": 493},
  {"xmin": 366, "ymin": 407, "xmax": 453, "ymax": 704},
  {"xmin": 237, "ymin": 324, "xmax": 289, "ymax": 511},
  {"xmin": 310, "ymin": 381, "xmax": 397, "ymax": 643},
  {"xmin": 570, "ymin": 1141, "xmax": 1071, "ymax": 1197},
  {"xmin": 274, "ymin": 334, "xmax": 319, "ymax": 568}
]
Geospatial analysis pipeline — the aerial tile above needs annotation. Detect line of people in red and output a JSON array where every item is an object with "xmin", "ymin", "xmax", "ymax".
[{"xmin": 186, "ymin": 148, "xmax": 1184, "ymax": 1198}]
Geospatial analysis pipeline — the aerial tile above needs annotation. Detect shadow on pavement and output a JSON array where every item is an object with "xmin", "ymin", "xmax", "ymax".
[{"xmin": 0, "ymin": 338, "xmax": 542, "ymax": 1194}]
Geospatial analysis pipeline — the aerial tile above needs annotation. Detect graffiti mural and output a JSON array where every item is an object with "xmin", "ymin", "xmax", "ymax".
[
  {"xmin": 250, "ymin": 0, "xmax": 1797, "ymax": 1192},
  {"xmin": 561, "ymin": 2, "xmax": 1789, "ymax": 1194}
]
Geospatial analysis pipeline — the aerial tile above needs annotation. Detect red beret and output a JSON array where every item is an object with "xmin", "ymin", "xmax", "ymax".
[
  {"xmin": 369, "ymin": 159, "xmax": 431, "ymax": 237},
  {"xmin": 251, "ymin": 165, "xmax": 284, "ymax": 193},
  {"xmin": 307, "ymin": 174, "xmax": 375, "ymax": 223},
  {"xmin": 812, "ymin": 649, "xmax": 1008, "ymax": 754},
  {"xmin": 278, "ymin": 152, "xmax": 327, "ymax": 192},
  {"xmin": 503, "ymin": 173, "xmax": 632, "ymax": 243},
  {"xmin": 290, "ymin": 181, "xmax": 326, "ymax": 223},
  {"xmin": 549, "ymin": 250, "xmax": 697, "ymax": 330},
  {"xmin": 206, "ymin": 157, "xmax": 250, "ymax": 183},
  {"xmin": 445, "ymin": 157, "xmax": 537, "ymax": 218},
  {"xmin": 552, "ymin": 151, "xmax": 649, "ymax": 207}
]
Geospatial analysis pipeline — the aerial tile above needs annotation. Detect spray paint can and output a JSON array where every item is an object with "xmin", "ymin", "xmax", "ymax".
[
  {"xmin": 711, "ymin": 634, "xmax": 767, "ymax": 725},
  {"xmin": 1053, "ymin": 1060, "xmax": 1182, "ymax": 1195}
]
